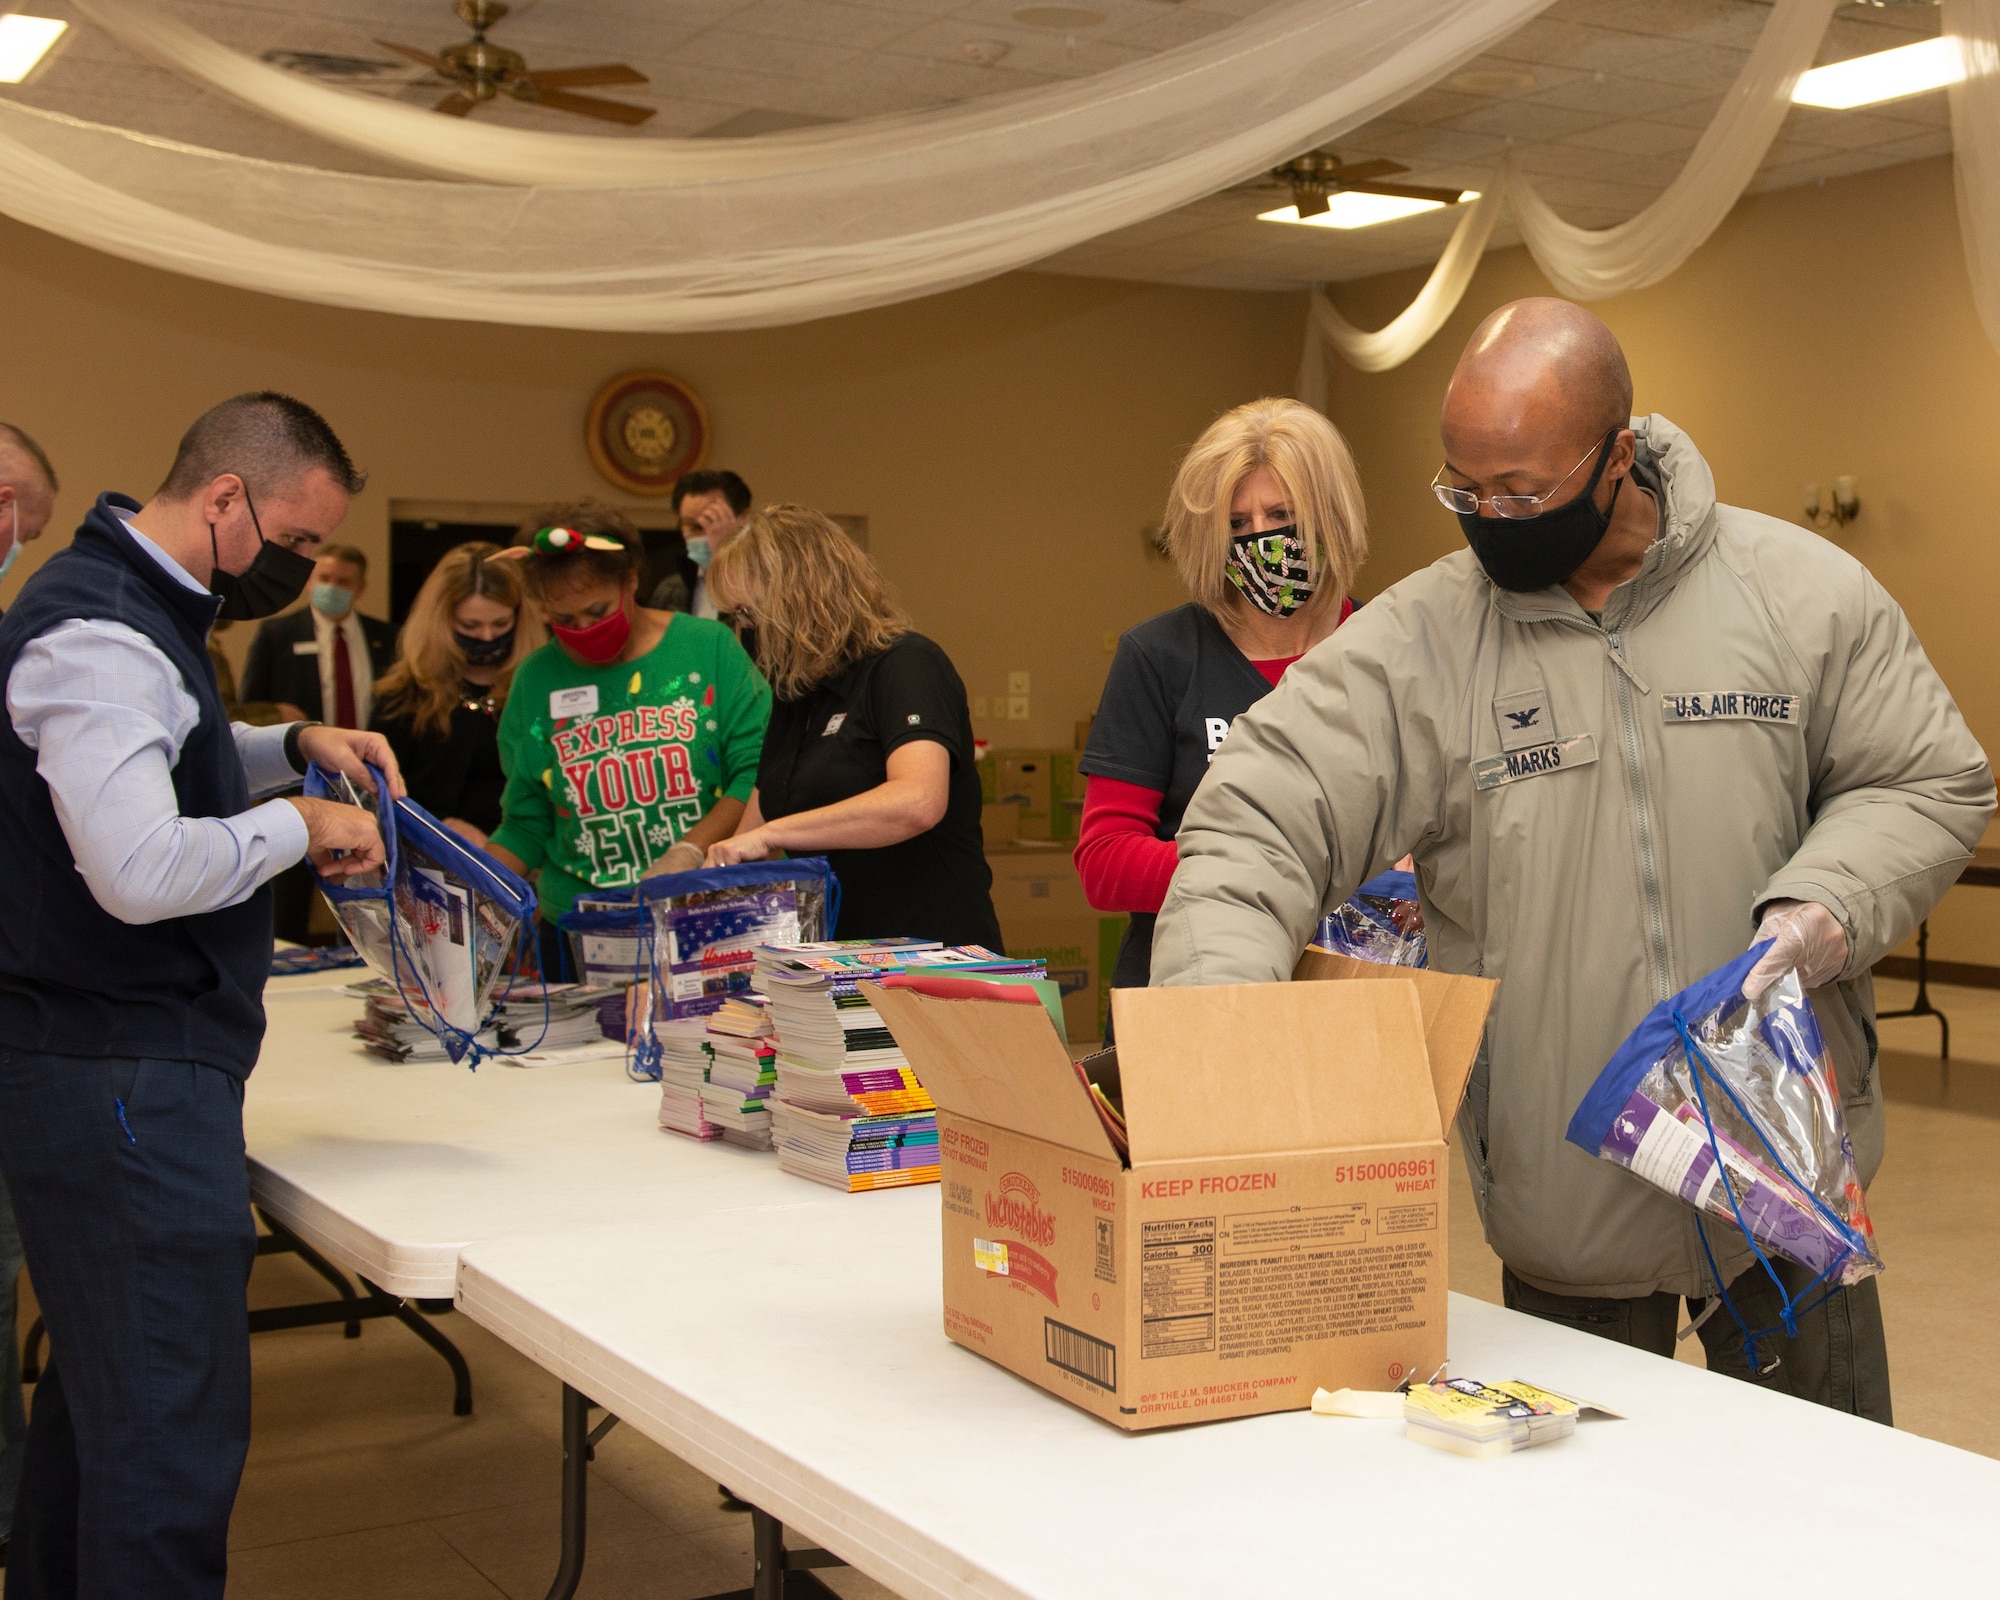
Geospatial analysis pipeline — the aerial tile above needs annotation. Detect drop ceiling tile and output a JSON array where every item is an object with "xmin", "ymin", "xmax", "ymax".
[
  {"xmin": 668, "ymin": 31, "xmax": 867, "ymax": 81},
  {"xmin": 1638, "ymin": 90, "xmax": 1730, "ymax": 131},
  {"xmin": 1508, "ymin": 140, "xmax": 1632, "ymax": 179},
  {"xmin": 1338, "ymin": 123, "xmax": 1511, "ymax": 169},
  {"xmin": 1444, "ymin": 98, "xmax": 1617, "ymax": 143},
  {"xmin": 1565, "ymin": 117, "xmax": 1700, "ymax": 159},
  {"xmin": 1622, "ymin": 41, "xmax": 1751, "ymax": 91},
  {"xmin": 726, "ymin": 0, "xmax": 927, "ymax": 49},
  {"xmin": 880, "ymin": 20, "xmax": 1151, "ymax": 78},
  {"xmin": 1522, "ymin": 71, "xmax": 1695, "ymax": 119}
]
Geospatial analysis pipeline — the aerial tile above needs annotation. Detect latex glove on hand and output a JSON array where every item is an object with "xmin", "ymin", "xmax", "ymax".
[
  {"xmin": 649, "ymin": 840, "xmax": 707, "ymax": 877},
  {"xmin": 1742, "ymin": 899, "xmax": 1848, "ymax": 1002}
]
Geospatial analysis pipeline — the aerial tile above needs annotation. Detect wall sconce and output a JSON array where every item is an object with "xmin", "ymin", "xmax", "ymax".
[{"xmin": 1803, "ymin": 476, "xmax": 1859, "ymax": 531}]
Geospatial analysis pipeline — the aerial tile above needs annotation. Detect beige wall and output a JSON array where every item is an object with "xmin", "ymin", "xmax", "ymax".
[
  {"xmin": 0, "ymin": 215, "xmax": 1303, "ymax": 754},
  {"xmin": 1323, "ymin": 153, "xmax": 2000, "ymax": 966}
]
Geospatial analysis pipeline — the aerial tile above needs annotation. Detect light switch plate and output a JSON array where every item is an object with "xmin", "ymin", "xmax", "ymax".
[
  {"xmin": 1007, "ymin": 670, "xmax": 1031, "ymax": 696},
  {"xmin": 1007, "ymin": 696, "xmax": 1029, "ymax": 720},
  {"xmin": 972, "ymin": 696, "xmax": 989, "ymax": 718}
]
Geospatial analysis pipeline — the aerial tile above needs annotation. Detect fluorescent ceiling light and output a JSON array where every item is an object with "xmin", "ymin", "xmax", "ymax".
[
  {"xmin": 1792, "ymin": 36, "xmax": 1962, "ymax": 110},
  {"xmin": 0, "ymin": 13, "xmax": 66, "ymax": 84},
  {"xmin": 1260, "ymin": 190, "xmax": 1476, "ymax": 231}
]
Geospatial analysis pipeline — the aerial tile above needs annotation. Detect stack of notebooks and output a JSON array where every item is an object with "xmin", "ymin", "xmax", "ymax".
[
  {"xmin": 1402, "ymin": 1378, "xmax": 1580, "ymax": 1459},
  {"xmin": 348, "ymin": 978, "xmax": 619, "ymax": 1064},
  {"xmin": 754, "ymin": 941, "xmax": 1044, "ymax": 1192},
  {"xmin": 654, "ymin": 1017, "xmax": 720, "ymax": 1141},
  {"xmin": 653, "ymin": 1010, "xmax": 780, "ymax": 1150}
]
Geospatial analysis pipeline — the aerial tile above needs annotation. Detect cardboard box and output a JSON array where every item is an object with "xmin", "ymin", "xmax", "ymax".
[
  {"xmin": 980, "ymin": 803, "xmax": 1020, "ymax": 848},
  {"xmin": 985, "ymin": 841, "xmax": 1125, "ymax": 1044},
  {"xmin": 868, "ymin": 955, "xmax": 1494, "ymax": 1431},
  {"xmin": 978, "ymin": 749, "xmax": 1079, "ymax": 842}
]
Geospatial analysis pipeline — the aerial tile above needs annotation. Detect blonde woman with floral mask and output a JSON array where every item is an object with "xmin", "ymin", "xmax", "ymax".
[{"xmin": 1075, "ymin": 397, "xmax": 1367, "ymax": 1008}]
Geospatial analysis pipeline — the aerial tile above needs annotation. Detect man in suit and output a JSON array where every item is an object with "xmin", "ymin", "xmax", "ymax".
[
  {"xmin": 647, "ymin": 469, "xmax": 752, "ymax": 618},
  {"xmin": 239, "ymin": 543, "xmax": 394, "ymax": 940},
  {"xmin": 239, "ymin": 543, "xmax": 393, "ymax": 729}
]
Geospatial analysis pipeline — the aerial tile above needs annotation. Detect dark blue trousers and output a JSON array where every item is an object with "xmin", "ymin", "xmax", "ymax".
[{"xmin": 0, "ymin": 1051, "xmax": 257, "ymax": 1599}]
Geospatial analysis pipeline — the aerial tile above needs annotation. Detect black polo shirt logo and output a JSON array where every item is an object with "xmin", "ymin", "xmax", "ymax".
[{"xmin": 823, "ymin": 713, "xmax": 847, "ymax": 736}]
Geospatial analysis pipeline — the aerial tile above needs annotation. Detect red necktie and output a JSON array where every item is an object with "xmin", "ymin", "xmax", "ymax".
[{"xmin": 332, "ymin": 627, "xmax": 357, "ymax": 729}]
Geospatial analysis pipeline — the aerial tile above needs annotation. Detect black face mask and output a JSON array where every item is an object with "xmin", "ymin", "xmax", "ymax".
[
  {"xmin": 455, "ymin": 628, "xmax": 516, "ymax": 667},
  {"xmin": 210, "ymin": 486, "xmax": 317, "ymax": 620},
  {"xmin": 1457, "ymin": 431, "xmax": 1623, "ymax": 593}
]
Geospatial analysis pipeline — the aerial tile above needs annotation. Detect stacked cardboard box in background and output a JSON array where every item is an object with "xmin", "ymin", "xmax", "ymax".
[
  {"xmin": 979, "ymin": 748, "xmax": 1080, "ymax": 843},
  {"xmin": 985, "ymin": 841, "xmax": 1125, "ymax": 1047}
]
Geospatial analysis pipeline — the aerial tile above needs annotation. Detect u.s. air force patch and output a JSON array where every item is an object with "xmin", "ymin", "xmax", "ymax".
[
  {"xmin": 1660, "ymin": 691, "xmax": 1800, "ymax": 724},
  {"xmin": 1472, "ymin": 733, "xmax": 1598, "ymax": 792}
]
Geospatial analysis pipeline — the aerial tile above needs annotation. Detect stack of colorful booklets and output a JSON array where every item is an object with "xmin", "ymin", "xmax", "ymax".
[
  {"xmin": 654, "ymin": 1016, "xmax": 721, "ymax": 1141},
  {"xmin": 754, "ymin": 941, "xmax": 1045, "ymax": 1192},
  {"xmin": 652, "ymin": 1007, "xmax": 780, "ymax": 1150}
]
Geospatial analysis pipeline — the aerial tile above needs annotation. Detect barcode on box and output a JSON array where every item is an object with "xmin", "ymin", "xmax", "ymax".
[{"xmin": 1044, "ymin": 1317, "xmax": 1116, "ymax": 1392}]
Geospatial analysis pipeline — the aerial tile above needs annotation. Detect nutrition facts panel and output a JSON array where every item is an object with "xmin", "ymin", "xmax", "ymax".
[{"xmin": 1140, "ymin": 1216, "xmax": 1216, "ymax": 1358}]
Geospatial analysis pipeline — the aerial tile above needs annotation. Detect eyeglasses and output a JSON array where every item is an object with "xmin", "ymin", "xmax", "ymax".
[{"xmin": 1430, "ymin": 431, "xmax": 1613, "ymax": 520}]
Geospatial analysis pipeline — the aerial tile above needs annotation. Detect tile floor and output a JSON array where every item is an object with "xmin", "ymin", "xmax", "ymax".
[{"xmin": 4, "ymin": 976, "xmax": 1996, "ymax": 1596}]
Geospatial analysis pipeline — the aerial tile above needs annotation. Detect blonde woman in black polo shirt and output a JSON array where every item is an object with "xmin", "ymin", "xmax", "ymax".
[{"xmin": 704, "ymin": 505, "xmax": 1001, "ymax": 949}]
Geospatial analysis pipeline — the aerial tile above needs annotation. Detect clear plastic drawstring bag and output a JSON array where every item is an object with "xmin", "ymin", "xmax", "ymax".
[
  {"xmin": 558, "ymin": 891, "xmax": 647, "ymax": 988},
  {"xmin": 1567, "ymin": 940, "xmax": 1881, "ymax": 1369},
  {"xmin": 1315, "ymin": 868, "xmax": 1427, "ymax": 967},
  {"xmin": 620, "ymin": 858, "xmax": 839, "ymax": 1078},
  {"xmin": 304, "ymin": 764, "xmax": 539, "ymax": 1063}
]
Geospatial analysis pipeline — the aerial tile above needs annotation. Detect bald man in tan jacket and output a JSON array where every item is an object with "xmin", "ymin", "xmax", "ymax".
[{"xmin": 1152, "ymin": 301, "xmax": 1993, "ymax": 1421}]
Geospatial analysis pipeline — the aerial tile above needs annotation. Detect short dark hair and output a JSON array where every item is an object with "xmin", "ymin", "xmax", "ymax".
[
  {"xmin": 317, "ymin": 542, "xmax": 369, "ymax": 575},
  {"xmin": 0, "ymin": 423, "xmax": 57, "ymax": 493},
  {"xmin": 672, "ymin": 469, "xmax": 752, "ymax": 517},
  {"xmin": 158, "ymin": 392, "xmax": 365, "ymax": 502},
  {"xmin": 513, "ymin": 500, "xmax": 642, "ymax": 596}
]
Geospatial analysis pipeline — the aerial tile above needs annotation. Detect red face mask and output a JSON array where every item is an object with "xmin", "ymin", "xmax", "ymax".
[{"xmin": 551, "ymin": 604, "xmax": 632, "ymax": 665}]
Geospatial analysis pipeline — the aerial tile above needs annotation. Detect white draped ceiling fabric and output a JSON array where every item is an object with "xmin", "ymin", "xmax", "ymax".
[
  {"xmin": 1300, "ymin": 0, "xmax": 1842, "ymax": 381},
  {"xmin": 1945, "ymin": 1, "xmax": 2000, "ymax": 355},
  {"xmin": 0, "ymin": 0, "xmax": 1555, "ymax": 332}
]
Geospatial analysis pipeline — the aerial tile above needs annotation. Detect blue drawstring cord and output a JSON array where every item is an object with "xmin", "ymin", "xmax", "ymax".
[
  {"xmin": 113, "ymin": 1098, "xmax": 136, "ymax": 1145},
  {"xmin": 1671, "ymin": 1008, "xmax": 1868, "ymax": 1373},
  {"xmin": 625, "ymin": 899, "xmax": 662, "ymax": 1082}
]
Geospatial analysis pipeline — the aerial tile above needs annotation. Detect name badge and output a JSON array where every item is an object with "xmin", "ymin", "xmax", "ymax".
[
  {"xmin": 291, "ymin": 640, "xmax": 320, "ymax": 656},
  {"xmin": 1661, "ymin": 691, "xmax": 1800, "ymax": 725},
  {"xmin": 550, "ymin": 684, "xmax": 599, "ymax": 721},
  {"xmin": 1473, "ymin": 733, "xmax": 1599, "ymax": 792}
]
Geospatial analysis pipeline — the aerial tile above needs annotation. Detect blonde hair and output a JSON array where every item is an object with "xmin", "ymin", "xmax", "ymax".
[
  {"xmin": 1164, "ymin": 398, "xmax": 1368, "ymax": 624},
  {"xmin": 708, "ymin": 505, "xmax": 908, "ymax": 701},
  {"xmin": 374, "ymin": 542, "xmax": 543, "ymax": 737}
]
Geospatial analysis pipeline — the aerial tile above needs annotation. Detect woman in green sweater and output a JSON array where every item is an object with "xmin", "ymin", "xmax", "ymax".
[{"xmin": 486, "ymin": 503, "xmax": 770, "ymax": 968}]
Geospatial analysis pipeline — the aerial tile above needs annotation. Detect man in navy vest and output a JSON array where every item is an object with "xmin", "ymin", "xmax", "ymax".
[
  {"xmin": 0, "ymin": 392, "xmax": 403, "ymax": 1599},
  {"xmin": 0, "ymin": 419, "xmax": 61, "ymax": 1572}
]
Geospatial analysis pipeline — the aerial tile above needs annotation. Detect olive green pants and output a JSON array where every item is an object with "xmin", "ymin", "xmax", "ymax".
[{"xmin": 1501, "ymin": 1256, "xmax": 1892, "ymax": 1425}]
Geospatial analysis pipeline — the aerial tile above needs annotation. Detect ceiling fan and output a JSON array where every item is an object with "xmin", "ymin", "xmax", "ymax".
[
  {"xmin": 377, "ymin": 1, "xmax": 655, "ymax": 125},
  {"xmin": 1248, "ymin": 152, "xmax": 1469, "ymax": 217}
]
